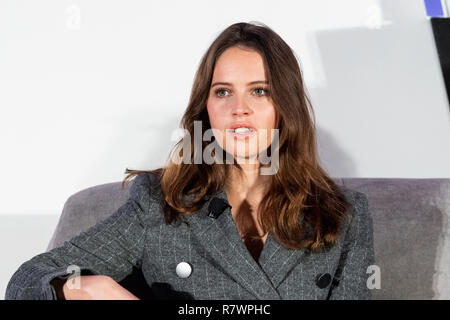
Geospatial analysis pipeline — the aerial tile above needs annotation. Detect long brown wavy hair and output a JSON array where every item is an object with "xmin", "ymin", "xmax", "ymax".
[{"xmin": 121, "ymin": 21, "xmax": 350, "ymax": 252}]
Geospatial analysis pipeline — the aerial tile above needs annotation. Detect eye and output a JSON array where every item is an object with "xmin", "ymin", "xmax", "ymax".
[
  {"xmin": 214, "ymin": 87, "xmax": 229, "ymax": 98},
  {"xmin": 254, "ymin": 87, "xmax": 269, "ymax": 96}
]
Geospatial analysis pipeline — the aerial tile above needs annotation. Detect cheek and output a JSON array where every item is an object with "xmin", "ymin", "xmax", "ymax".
[
  {"xmin": 259, "ymin": 104, "xmax": 277, "ymax": 146},
  {"xmin": 260, "ymin": 104, "xmax": 277, "ymax": 129},
  {"xmin": 207, "ymin": 103, "xmax": 226, "ymax": 130}
]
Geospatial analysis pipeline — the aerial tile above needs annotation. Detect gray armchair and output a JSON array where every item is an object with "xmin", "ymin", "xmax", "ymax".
[{"xmin": 47, "ymin": 178, "xmax": 450, "ymax": 300}]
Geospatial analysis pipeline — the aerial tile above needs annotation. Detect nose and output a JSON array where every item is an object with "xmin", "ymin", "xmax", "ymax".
[{"xmin": 231, "ymin": 94, "xmax": 252, "ymax": 116}]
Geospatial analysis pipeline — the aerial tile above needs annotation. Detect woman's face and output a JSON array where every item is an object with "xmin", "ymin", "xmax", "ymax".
[{"xmin": 206, "ymin": 46, "xmax": 277, "ymax": 163}]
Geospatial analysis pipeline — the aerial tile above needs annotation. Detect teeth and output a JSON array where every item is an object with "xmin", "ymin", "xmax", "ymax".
[{"xmin": 232, "ymin": 127, "xmax": 254, "ymax": 133}]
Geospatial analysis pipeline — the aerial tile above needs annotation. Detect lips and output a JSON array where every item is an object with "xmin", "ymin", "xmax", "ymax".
[
  {"xmin": 228, "ymin": 122, "xmax": 256, "ymax": 131},
  {"xmin": 225, "ymin": 122, "xmax": 257, "ymax": 141}
]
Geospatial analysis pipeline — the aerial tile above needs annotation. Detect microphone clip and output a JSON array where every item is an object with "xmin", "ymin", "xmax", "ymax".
[{"xmin": 207, "ymin": 197, "xmax": 231, "ymax": 219}]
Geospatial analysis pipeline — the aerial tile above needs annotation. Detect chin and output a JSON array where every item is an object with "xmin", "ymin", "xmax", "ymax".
[{"xmin": 227, "ymin": 150, "xmax": 261, "ymax": 164}]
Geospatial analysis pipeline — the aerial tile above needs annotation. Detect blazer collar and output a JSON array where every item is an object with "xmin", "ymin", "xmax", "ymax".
[{"xmin": 182, "ymin": 186, "xmax": 307, "ymax": 299}]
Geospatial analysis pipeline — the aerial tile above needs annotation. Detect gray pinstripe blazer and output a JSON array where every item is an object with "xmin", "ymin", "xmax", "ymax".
[{"xmin": 5, "ymin": 172, "xmax": 375, "ymax": 300}]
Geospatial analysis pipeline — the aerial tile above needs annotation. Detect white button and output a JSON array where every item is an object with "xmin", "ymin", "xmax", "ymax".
[{"xmin": 176, "ymin": 262, "xmax": 192, "ymax": 278}]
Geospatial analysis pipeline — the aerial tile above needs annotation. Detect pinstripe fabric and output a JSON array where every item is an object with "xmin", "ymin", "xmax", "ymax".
[{"xmin": 5, "ymin": 172, "xmax": 374, "ymax": 300}]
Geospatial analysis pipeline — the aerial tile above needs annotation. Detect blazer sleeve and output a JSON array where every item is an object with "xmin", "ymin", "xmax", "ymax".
[
  {"xmin": 328, "ymin": 191, "xmax": 375, "ymax": 300},
  {"xmin": 5, "ymin": 173, "xmax": 152, "ymax": 300}
]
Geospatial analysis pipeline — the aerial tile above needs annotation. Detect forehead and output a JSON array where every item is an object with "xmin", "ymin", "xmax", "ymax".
[{"xmin": 212, "ymin": 47, "xmax": 267, "ymax": 83}]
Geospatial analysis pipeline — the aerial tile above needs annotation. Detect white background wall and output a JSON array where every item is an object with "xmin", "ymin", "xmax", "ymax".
[{"xmin": 1, "ymin": 0, "xmax": 449, "ymax": 298}]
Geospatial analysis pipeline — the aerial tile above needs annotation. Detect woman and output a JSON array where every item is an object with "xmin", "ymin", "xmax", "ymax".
[{"xmin": 6, "ymin": 21, "xmax": 374, "ymax": 300}]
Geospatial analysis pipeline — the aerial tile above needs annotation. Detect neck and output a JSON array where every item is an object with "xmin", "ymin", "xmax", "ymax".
[{"xmin": 224, "ymin": 162, "xmax": 270, "ymax": 200}]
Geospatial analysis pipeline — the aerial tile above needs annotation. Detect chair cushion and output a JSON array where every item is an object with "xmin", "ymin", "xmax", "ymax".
[{"xmin": 341, "ymin": 178, "xmax": 450, "ymax": 299}]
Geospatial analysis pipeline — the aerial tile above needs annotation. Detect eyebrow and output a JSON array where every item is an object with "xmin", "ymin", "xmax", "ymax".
[{"xmin": 211, "ymin": 80, "xmax": 268, "ymax": 88}]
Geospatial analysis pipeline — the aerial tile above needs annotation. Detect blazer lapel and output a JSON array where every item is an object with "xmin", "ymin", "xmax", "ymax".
[
  {"xmin": 183, "ymin": 187, "xmax": 282, "ymax": 300},
  {"xmin": 258, "ymin": 231, "xmax": 307, "ymax": 289},
  {"xmin": 208, "ymin": 186, "xmax": 308, "ymax": 290}
]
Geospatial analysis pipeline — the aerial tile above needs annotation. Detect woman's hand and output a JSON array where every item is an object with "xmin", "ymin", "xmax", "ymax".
[{"xmin": 61, "ymin": 275, "xmax": 140, "ymax": 300}]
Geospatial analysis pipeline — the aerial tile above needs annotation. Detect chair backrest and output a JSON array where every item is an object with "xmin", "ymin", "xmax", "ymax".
[
  {"xmin": 47, "ymin": 177, "xmax": 450, "ymax": 300},
  {"xmin": 47, "ymin": 180, "xmax": 131, "ymax": 251}
]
